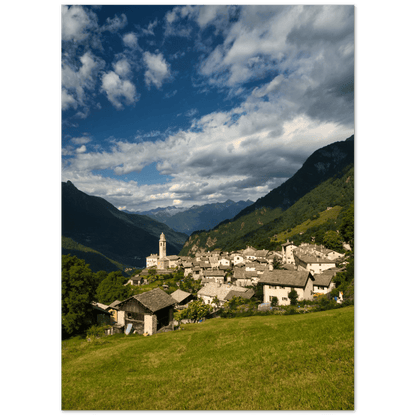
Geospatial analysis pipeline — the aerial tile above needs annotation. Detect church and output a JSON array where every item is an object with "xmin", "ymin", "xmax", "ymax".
[{"xmin": 146, "ymin": 233, "xmax": 169, "ymax": 270}]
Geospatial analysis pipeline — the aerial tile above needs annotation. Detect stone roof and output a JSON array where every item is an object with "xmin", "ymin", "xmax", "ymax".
[
  {"xmin": 92, "ymin": 301, "xmax": 110, "ymax": 311},
  {"xmin": 313, "ymin": 270, "xmax": 337, "ymax": 287},
  {"xmin": 204, "ymin": 270, "xmax": 226, "ymax": 277},
  {"xmin": 258, "ymin": 270, "xmax": 313, "ymax": 288},
  {"xmin": 197, "ymin": 283, "xmax": 247, "ymax": 301},
  {"xmin": 108, "ymin": 300, "xmax": 121, "ymax": 309},
  {"xmin": 224, "ymin": 288, "xmax": 255, "ymax": 301},
  {"xmin": 255, "ymin": 250, "xmax": 269, "ymax": 257},
  {"xmin": 282, "ymin": 241, "xmax": 295, "ymax": 247},
  {"xmin": 293, "ymin": 252, "xmax": 337, "ymax": 264},
  {"xmin": 117, "ymin": 288, "xmax": 176, "ymax": 313},
  {"xmin": 170, "ymin": 289, "xmax": 193, "ymax": 304},
  {"xmin": 130, "ymin": 275, "xmax": 143, "ymax": 281},
  {"xmin": 234, "ymin": 268, "xmax": 258, "ymax": 279},
  {"xmin": 281, "ymin": 263, "xmax": 297, "ymax": 271}
]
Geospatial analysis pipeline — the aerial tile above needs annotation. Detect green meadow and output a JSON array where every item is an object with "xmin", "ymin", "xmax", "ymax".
[{"xmin": 62, "ymin": 306, "xmax": 354, "ymax": 410}]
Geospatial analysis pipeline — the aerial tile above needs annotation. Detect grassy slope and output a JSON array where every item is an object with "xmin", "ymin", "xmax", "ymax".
[
  {"xmin": 271, "ymin": 205, "xmax": 343, "ymax": 243},
  {"xmin": 62, "ymin": 307, "xmax": 354, "ymax": 410}
]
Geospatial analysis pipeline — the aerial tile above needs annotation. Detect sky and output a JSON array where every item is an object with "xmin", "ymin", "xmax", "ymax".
[{"xmin": 61, "ymin": 4, "xmax": 354, "ymax": 212}]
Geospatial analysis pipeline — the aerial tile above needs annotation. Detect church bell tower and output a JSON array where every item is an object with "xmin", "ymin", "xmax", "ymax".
[{"xmin": 159, "ymin": 232, "xmax": 166, "ymax": 259}]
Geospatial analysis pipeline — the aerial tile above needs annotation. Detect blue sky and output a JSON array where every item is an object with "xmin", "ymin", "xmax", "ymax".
[{"xmin": 62, "ymin": 5, "xmax": 354, "ymax": 211}]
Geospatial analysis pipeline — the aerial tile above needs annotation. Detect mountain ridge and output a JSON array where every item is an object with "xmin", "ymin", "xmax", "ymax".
[{"xmin": 62, "ymin": 181, "xmax": 188, "ymax": 268}]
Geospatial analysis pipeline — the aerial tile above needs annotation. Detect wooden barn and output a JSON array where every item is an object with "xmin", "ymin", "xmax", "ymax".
[{"xmin": 116, "ymin": 288, "xmax": 176, "ymax": 335}]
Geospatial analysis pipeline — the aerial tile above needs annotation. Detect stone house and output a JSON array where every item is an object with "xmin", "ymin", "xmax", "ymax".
[
  {"xmin": 312, "ymin": 268, "xmax": 339, "ymax": 294},
  {"xmin": 91, "ymin": 302, "xmax": 114, "ymax": 326},
  {"xmin": 230, "ymin": 253, "xmax": 245, "ymax": 266},
  {"xmin": 115, "ymin": 288, "xmax": 176, "ymax": 335},
  {"xmin": 242, "ymin": 246, "xmax": 257, "ymax": 260},
  {"xmin": 146, "ymin": 254, "xmax": 158, "ymax": 268},
  {"xmin": 258, "ymin": 269, "xmax": 315, "ymax": 306},
  {"xmin": 282, "ymin": 240, "xmax": 297, "ymax": 264},
  {"xmin": 232, "ymin": 268, "xmax": 259, "ymax": 287},
  {"xmin": 126, "ymin": 274, "xmax": 143, "ymax": 286},
  {"xmin": 202, "ymin": 270, "xmax": 226, "ymax": 285},
  {"xmin": 293, "ymin": 251, "xmax": 336, "ymax": 274},
  {"xmin": 197, "ymin": 283, "xmax": 248, "ymax": 307}
]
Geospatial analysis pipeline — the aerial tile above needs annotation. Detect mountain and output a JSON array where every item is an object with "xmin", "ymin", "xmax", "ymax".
[
  {"xmin": 62, "ymin": 236, "xmax": 126, "ymax": 274},
  {"xmin": 128, "ymin": 199, "xmax": 253, "ymax": 235},
  {"xmin": 233, "ymin": 135, "xmax": 354, "ymax": 220},
  {"xmin": 62, "ymin": 181, "xmax": 189, "ymax": 269},
  {"xmin": 179, "ymin": 136, "xmax": 354, "ymax": 256},
  {"xmin": 180, "ymin": 165, "xmax": 354, "ymax": 255}
]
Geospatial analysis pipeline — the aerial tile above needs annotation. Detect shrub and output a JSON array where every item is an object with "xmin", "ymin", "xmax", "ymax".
[
  {"xmin": 86, "ymin": 324, "xmax": 111, "ymax": 342},
  {"xmin": 288, "ymin": 289, "xmax": 299, "ymax": 305}
]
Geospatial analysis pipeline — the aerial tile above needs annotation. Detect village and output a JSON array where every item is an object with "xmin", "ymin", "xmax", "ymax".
[{"xmin": 91, "ymin": 232, "xmax": 349, "ymax": 337}]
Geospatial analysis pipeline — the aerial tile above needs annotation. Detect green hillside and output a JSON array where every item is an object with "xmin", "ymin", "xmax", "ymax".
[
  {"xmin": 62, "ymin": 237, "xmax": 125, "ymax": 273},
  {"xmin": 180, "ymin": 165, "xmax": 354, "ymax": 255},
  {"xmin": 62, "ymin": 307, "xmax": 354, "ymax": 410}
]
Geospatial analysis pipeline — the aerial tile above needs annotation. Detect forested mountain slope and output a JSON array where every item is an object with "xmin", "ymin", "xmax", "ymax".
[
  {"xmin": 180, "ymin": 165, "xmax": 354, "ymax": 255},
  {"xmin": 62, "ymin": 181, "xmax": 188, "ymax": 268}
]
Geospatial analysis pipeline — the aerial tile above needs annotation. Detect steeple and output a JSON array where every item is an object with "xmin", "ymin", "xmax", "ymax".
[{"xmin": 159, "ymin": 232, "xmax": 166, "ymax": 259}]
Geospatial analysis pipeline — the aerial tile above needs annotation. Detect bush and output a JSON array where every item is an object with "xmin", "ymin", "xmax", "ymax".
[{"xmin": 86, "ymin": 324, "xmax": 111, "ymax": 342}]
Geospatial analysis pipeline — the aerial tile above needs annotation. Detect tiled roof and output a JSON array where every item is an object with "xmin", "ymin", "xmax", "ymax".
[{"xmin": 258, "ymin": 269, "xmax": 312, "ymax": 288}]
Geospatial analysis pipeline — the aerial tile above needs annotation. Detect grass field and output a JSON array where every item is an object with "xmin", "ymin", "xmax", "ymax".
[{"xmin": 62, "ymin": 306, "xmax": 354, "ymax": 410}]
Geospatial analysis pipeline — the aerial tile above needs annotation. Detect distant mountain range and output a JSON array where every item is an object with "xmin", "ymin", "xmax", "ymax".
[
  {"xmin": 62, "ymin": 181, "xmax": 188, "ymax": 270},
  {"xmin": 126, "ymin": 199, "xmax": 253, "ymax": 235}
]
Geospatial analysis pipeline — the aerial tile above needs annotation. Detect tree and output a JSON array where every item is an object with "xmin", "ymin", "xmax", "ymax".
[
  {"xmin": 212, "ymin": 296, "xmax": 221, "ymax": 309},
  {"xmin": 176, "ymin": 300, "xmax": 213, "ymax": 323},
  {"xmin": 271, "ymin": 296, "xmax": 278, "ymax": 307},
  {"xmin": 323, "ymin": 230, "xmax": 344, "ymax": 252},
  {"xmin": 273, "ymin": 256, "xmax": 282, "ymax": 270},
  {"xmin": 340, "ymin": 203, "xmax": 354, "ymax": 249},
  {"xmin": 62, "ymin": 255, "xmax": 97, "ymax": 338},
  {"xmin": 288, "ymin": 288, "xmax": 299, "ymax": 305},
  {"xmin": 96, "ymin": 271, "xmax": 131, "ymax": 305}
]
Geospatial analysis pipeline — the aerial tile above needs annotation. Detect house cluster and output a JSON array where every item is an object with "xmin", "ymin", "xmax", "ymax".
[
  {"xmin": 144, "ymin": 234, "xmax": 346, "ymax": 307},
  {"xmin": 91, "ymin": 235, "xmax": 346, "ymax": 336}
]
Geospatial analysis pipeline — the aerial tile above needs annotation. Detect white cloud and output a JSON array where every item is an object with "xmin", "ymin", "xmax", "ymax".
[
  {"xmin": 62, "ymin": 5, "xmax": 354, "ymax": 211},
  {"xmin": 62, "ymin": 51, "xmax": 102, "ymax": 109},
  {"xmin": 143, "ymin": 52, "xmax": 171, "ymax": 89},
  {"xmin": 62, "ymin": 89, "xmax": 77, "ymax": 110},
  {"xmin": 123, "ymin": 32, "xmax": 139, "ymax": 49},
  {"xmin": 76, "ymin": 145, "xmax": 87, "ymax": 154},
  {"xmin": 113, "ymin": 58, "xmax": 131, "ymax": 78},
  {"xmin": 101, "ymin": 71, "xmax": 137, "ymax": 109},
  {"xmin": 61, "ymin": 5, "xmax": 92, "ymax": 42},
  {"xmin": 71, "ymin": 136, "xmax": 91, "ymax": 145},
  {"xmin": 101, "ymin": 14, "xmax": 128, "ymax": 33}
]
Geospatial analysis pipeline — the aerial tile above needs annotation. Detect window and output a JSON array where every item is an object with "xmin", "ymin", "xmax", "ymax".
[
  {"xmin": 127, "ymin": 313, "xmax": 132, "ymax": 319},
  {"xmin": 282, "ymin": 297, "xmax": 288, "ymax": 301}
]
